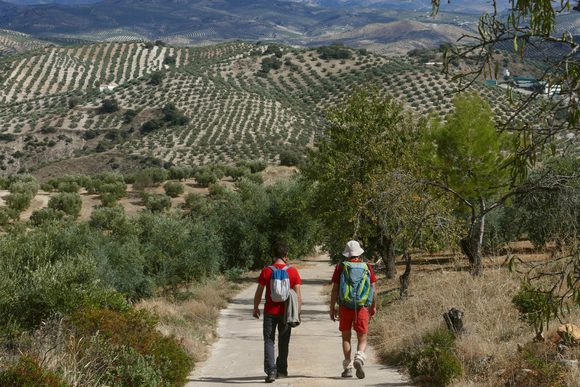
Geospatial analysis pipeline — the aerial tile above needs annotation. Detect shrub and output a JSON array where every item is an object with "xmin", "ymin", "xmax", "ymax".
[
  {"xmin": 29, "ymin": 208, "xmax": 66, "ymax": 226},
  {"xmin": 5, "ymin": 192, "xmax": 33, "ymax": 212},
  {"xmin": 404, "ymin": 328, "xmax": 462, "ymax": 386},
  {"xmin": 164, "ymin": 181, "xmax": 184, "ymax": 198},
  {"xmin": 140, "ymin": 119, "xmax": 163, "ymax": 133},
  {"xmin": 48, "ymin": 192, "xmax": 82, "ymax": 218},
  {"xmin": 279, "ymin": 148, "xmax": 305, "ymax": 167},
  {"xmin": 1, "ymin": 250, "xmax": 126, "ymax": 331},
  {"xmin": 194, "ymin": 168, "xmax": 218, "ymax": 187},
  {"xmin": 512, "ymin": 282, "xmax": 558, "ymax": 335},
  {"xmin": 57, "ymin": 181, "xmax": 81, "ymax": 193},
  {"xmin": 142, "ymin": 193, "xmax": 171, "ymax": 213},
  {"xmin": 162, "ymin": 103, "xmax": 189, "ymax": 126},
  {"xmin": 317, "ymin": 44, "xmax": 352, "ymax": 60},
  {"xmin": 149, "ymin": 71, "xmax": 164, "ymax": 86},
  {"xmin": 0, "ymin": 355, "xmax": 68, "ymax": 387},
  {"xmin": 89, "ymin": 206, "xmax": 126, "ymax": 231},
  {"xmin": 237, "ymin": 159, "xmax": 267, "ymax": 173},
  {"xmin": 100, "ymin": 98, "xmax": 119, "ymax": 114},
  {"xmin": 123, "ymin": 109, "xmax": 138, "ymax": 123},
  {"xmin": 0, "ymin": 207, "xmax": 12, "ymax": 227},
  {"xmin": 168, "ymin": 166, "xmax": 193, "ymax": 181},
  {"xmin": 70, "ymin": 307, "xmax": 193, "ymax": 386}
]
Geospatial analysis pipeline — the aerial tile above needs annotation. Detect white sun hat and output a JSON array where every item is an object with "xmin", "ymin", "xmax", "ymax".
[{"xmin": 342, "ymin": 240, "xmax": 364, "ymax": 258}]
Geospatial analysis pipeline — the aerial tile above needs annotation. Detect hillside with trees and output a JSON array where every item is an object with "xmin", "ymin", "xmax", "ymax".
[
  {"xmin": 0, "ymin": 1, "xmax": 578, "ymax": 386},
  {"xmin": 0, "ymin": 40, "xmax": 550, "ymax": 176}
]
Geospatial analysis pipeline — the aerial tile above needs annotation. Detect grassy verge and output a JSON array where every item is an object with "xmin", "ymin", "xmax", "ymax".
[
  {"xmin": 370, "ymin": 264, "xmax": 580, "ymax": 386},
  {"xmin": 137, "ymin": 276, "xmax": 243, "ymax": 365}
]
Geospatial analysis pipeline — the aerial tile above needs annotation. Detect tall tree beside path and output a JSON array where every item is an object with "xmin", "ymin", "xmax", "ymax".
[
  {"xmin": 422, "ymin": 94, "xmax": 515, "ymax": 276},
  {"xmin": 304, "ymin": 89, "xmax": 432, "ymax": 279}
]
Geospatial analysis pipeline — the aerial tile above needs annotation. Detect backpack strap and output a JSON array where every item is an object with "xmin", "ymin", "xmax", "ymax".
[{"xmin": 269, "ymin": 265, "xmax": 290, "ymax": 271}]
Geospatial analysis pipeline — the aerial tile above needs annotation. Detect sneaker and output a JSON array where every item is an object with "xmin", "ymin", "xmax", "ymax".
[
  {"xmin": 265, "ymin": 371, "xmax": 276, "ymax": 383},
  {"xmin": 341, "ymin": 367, "xmax": 353, "ymax": 378},
  {"xmin": 353, "ymin": 352, "xmax": 366, "ymax": 379}
]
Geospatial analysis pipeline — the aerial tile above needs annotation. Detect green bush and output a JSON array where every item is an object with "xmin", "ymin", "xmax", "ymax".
[
  {"xmin": 194, "ymin": 168, "xmax": 218, "ymax": 187},
  {"xmin": 133, "ymin": 168, "xmax": 168, "ymax": 190},
  {"xmin": 279, "ymin": 148, "xmax": 305, "ymax": 167},
  {"xmin": 5, "ymin": 192, "xmax": 33, "ymax": 212},
  {"xmin": 142, "ymin": 193, "xmax": 171, "ymax": 213},
  {"xmin": 100, "ymin": 98, "xmax": 119, "ymax": 114},
  {"xmin": 71, "ymin": 307, "xmax": 193, "ymax": 386},
  {"xmin": 0, "ymin": 249, "xmax": 126, "ymax": 331},
  {"xmin": 48, "ymin": 192, "xmax": 82, "ymax": 218},
  {"xmin": 102, "ymin": 345, "xmax": 163, "ymax": 387},
  {"xmin": 164, "ymin": 181, "xmax": 185, "ymax": 198},
  {"xmin": 89, "ymin": 206, "xmax": 126, "ymax": 231},
  {"xmin": 0, "ymin": 355, "xmax": 68, "ymax": 387},
  {"xmin": 57, "ymin": 181, "xmax": 81, "ymax": 193},
  {"xmin": 226, "ymin": 166, "xmax": 250, "ymax": 181},
  {"xmin": 237, "ymin": 159, "xmax": 267, "ymax": 173},
  {"xmin": 512, "ymin": 282, "xmax": 558, "ymax": 335},
  {"xmin": 404, "ymin": 328, "xmax": 462, "ymax": 386},
  {"xmin": 29, "ymin": 208, "xmax": 66, "ymax": 226}
]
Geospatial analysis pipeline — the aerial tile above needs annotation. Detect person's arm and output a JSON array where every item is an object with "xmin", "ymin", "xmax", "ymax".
[
  {"xmin": 253, "ymin": 284, "xmax": 264, "ymax": 319},
  {"xmin": 329, "ymin": 282, "xmax": 339, "ymax": 321},
  {"xmin": 294, "ymin": 284, "xmax": 302, "ymax": 315},
  {"xmin": 370, "ymin": 281, "xmax": 377, "ymax": 317}
]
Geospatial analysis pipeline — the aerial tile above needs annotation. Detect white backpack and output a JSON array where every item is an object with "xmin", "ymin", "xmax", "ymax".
[{"xmin": 269, "ymin": 265, "xmax": 291, "ymax": 302}]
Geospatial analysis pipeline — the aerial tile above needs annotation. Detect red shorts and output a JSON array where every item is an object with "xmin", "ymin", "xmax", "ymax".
[{"xmin": 338, "ymin": 305, "xmax": 369, "ymax": 334}]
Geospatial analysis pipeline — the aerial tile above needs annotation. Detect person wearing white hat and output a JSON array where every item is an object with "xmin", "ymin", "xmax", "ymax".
[{"xmin": 329, "ymin": 240, "xmax": 377, "ymax": 379}]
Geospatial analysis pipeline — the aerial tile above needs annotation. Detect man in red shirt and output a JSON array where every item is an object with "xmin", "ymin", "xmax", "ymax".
[
  {"xmin": 329, "ymin": 240, "xmax": 377, "ymax": 379},
  {"xmin": 253, "ymin": 241, "xmax": 302, "ymax": 383}
]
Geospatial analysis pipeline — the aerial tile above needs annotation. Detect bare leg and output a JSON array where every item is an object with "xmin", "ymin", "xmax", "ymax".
[
  {"xmin": 356, "ymin": 332, "xmax": 367, "ymax": 353},
  {"xmin": 341, "ymin": 330, "xmax": 352, "ymax": 361}
]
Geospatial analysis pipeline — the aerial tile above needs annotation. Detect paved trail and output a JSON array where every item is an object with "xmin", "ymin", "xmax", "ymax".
[{"xmin": 187, "ymin": 255, "xmax": 412, "ymax": 386}]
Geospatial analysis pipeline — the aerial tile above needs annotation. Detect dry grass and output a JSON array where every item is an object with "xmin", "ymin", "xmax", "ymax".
[
  {"xmin": 137, "ymin": 276, "xmax": 240, "ymax": 364},
  {"xmin": 370, "ymin": 264, "xmax": 580, "ymax": 386}
]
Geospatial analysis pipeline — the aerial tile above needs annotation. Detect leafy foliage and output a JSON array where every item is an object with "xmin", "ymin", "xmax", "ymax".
[
  {"xmin": 0, "ymin": 355, "xmax": 68, "ymax": 387},
  {"xmin": 404, "ymin": 328, "xmax": 462, "ymax": 386},
  {"xmin": 48, "ymin": 192, "xmax": 83, "ymax": 218}
]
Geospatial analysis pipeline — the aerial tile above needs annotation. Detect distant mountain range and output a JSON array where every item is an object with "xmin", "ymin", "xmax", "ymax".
[
  {"xmin": 0, "ymin": 0, "xmax": 575, "ymax": 55},
  {"xmin": 2, "ymin": 0, "xmax": 510, "ymax": 14}
]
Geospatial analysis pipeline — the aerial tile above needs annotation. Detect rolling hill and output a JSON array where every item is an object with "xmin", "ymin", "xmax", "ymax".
[{"xmin": 0, "ymin": 40, "xmax": 547, "ymax": 176}]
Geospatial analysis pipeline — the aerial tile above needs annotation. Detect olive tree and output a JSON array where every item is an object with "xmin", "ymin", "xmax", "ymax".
[{"xmin": 304, "ymin": 89, "xmax": 432, "ymax": 278}]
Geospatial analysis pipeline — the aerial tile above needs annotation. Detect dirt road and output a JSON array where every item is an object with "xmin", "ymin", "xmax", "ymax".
[{"xmin": 187, "ymin": 255, "xmax": 412, "ymax": 386}]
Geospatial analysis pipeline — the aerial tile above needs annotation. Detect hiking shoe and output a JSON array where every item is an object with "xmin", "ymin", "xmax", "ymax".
[
  {"xmin": 265, "ymin": 371, "xmax": 276, "ymax": 383},
  {"xmin": 353, "ymin": 351, "xmax": 366, "ymax": 379},
  {"xmin": 341, "ymin": 367, "xmax": 353, "ymax": 377},
  {"xmin": 353, "ymin": 359, "xmax": 365, "ymax": 379}
]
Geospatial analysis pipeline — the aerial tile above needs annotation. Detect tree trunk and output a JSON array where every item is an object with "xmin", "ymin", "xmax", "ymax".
[
  {"xmin": 399, "ymin": 251, "xmax": 412, "ymax": 299},
  {"xmin": 460, "ymin": 214, "xmax": 485, "ymax": 276},
  {"xmin": 381, "ymin": 238, "xmax": 396, "ymax": 279}
]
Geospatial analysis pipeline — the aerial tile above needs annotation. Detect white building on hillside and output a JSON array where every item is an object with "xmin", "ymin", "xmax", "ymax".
[{"xmin": 99, "ymin": 82, "xmax": 118, "ymax": 92}]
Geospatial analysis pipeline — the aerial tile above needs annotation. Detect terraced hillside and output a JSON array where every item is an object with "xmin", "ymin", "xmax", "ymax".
[
  {"xmin": 0, "ymin": 29, "xmax": 48, "ymax": 56},
  {"xmin": 0, "ymin": 41, "xmax": 546, "ymax": 174}
]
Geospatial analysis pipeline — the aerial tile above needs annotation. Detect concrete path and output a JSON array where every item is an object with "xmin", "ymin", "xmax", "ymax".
[{"xmin": 187, "ymin": 255, "xmax": 413, "ymax": 386}]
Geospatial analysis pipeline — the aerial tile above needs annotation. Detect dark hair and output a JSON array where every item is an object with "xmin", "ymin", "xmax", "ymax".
[{"xmin": 272, "ymin": 241, "xmax": 289, "ymax": 259}]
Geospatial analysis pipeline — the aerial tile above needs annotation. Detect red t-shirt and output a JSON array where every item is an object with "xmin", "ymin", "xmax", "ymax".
[
  {"xmin": 258, "ymin": 263, "xmax": 301, "ymax": 316},
  {"xmin": 331, "ymin": 258, "xmax": 377, "ymax": 284}
]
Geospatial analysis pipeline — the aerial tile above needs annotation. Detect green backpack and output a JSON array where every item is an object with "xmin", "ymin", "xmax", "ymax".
[{"xmin": 338, "ymin": 261, "xmax": 373, "ymax": 309}]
